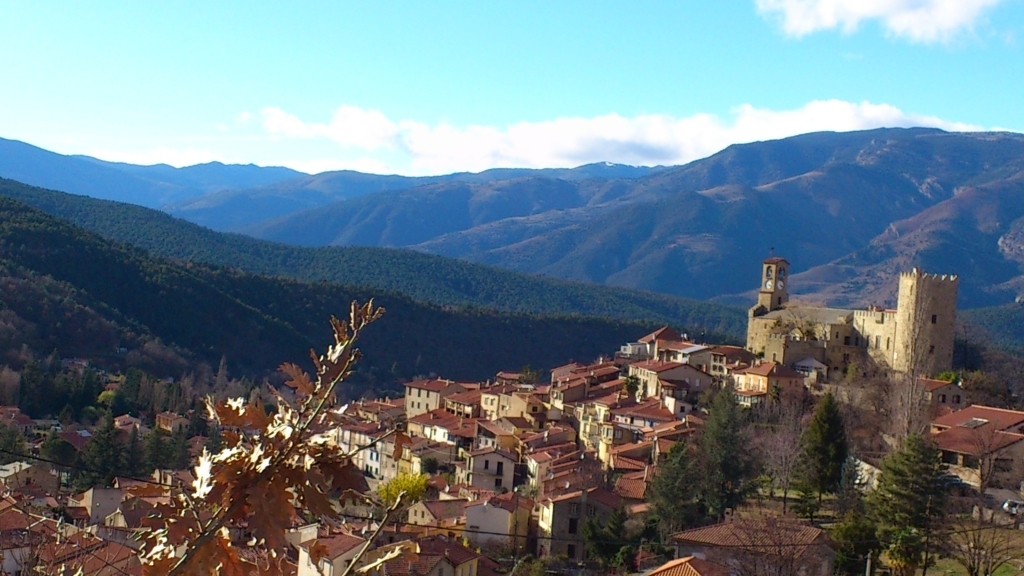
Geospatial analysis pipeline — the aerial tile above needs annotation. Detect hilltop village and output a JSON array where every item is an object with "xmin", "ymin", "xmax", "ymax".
[{"xmin": 0, "ymin": 257, "xmax": 1020, "ymax": 576}]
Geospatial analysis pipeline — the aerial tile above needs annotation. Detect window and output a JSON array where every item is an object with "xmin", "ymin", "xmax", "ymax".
[
  {"xmin": 495, "ymin": 478, "xmax": 502, "ymax": 488},
  {"xmin": 886, "ymin": 337, "xmax": 891, "ymax": 350},
  {"xmin": 567, "ymin": 544, "xmax": 577, "ymax": 558},
  {"xmin": 496, "ymin": 462, "xmax": 504, "ymax": 475},
  {"xmin": 843, "ymin": 336, "xmax": 850, "ymax": 345},
  {"xmin": 854, "ymin": 336, "xmax": 861, "ymax": 346},
  {"xmin": 484, "ymin": 459, "xmax": 490, "ymax": 470},
  {"xmin": 939, "ymin": 394, "xmax": 947, "ymax": 404},
  {"xmin": 569, "ymin": 503, "xmax": 579, "ymax": 515},
  {"xmin": 587, "ymin": 505, "xmax": 595, "ymax": 518},
  {"xmin": 932, "ymin": 314, "xmax": 938, "ymax": 324},
  {"xmin": 417, "ymin": 389, "xmax": 422, "ymax": 397},
  {"xmin": 568, "ymin": 519, "xmax": 578, "ymax": 534},
  {"xmin": 876, "ymin": 335, "xmax": 881, "ymax": 349},
  {"xmin": 953, "ymin": 395, "xmax": 961, "ymax": 404},
  {"xmin": 777, "ymin": 297, "xmax": 782, "ymax": 306}
]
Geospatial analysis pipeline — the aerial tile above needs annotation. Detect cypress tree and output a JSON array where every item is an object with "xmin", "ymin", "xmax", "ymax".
[
  {"xmin": 144, "ymin": 429, "xmax": 169, "ymax": 473},
  {"xmin": 698, "ymin": 387, "xmax": 756, "ymax": 519},
  {"xmin": 800, "ymin": 392, "xmax": 848, "ymax": 501}
]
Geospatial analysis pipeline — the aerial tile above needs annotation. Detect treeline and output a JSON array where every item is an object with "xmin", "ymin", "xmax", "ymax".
[{"xmin": 0, "ymin": 177, "xmax": 747, "ymax": 339}]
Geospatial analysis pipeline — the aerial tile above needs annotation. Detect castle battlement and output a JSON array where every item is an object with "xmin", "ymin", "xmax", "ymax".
[{"xmin": 900, "ymin": 268, "xmax": 959, "ymax": 282}]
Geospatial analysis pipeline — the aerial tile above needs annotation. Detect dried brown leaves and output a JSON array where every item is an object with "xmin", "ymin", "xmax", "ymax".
[{"xmin": 138, "ymin": 301, "xmax": 385, "ymax": 576}]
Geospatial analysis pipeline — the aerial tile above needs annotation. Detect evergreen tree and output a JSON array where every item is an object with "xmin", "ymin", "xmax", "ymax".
[
  {"xmin": 170, "ymin": 427, "xmax": 190, "ymax": 470},
  {"xmin": 868, "ymin": 434, "xmax": 946, "ymax": 576},
  {"xmin": 649, "ymin": 442, "xmax": 703, "ymax": 533},
  {"xmin": 799, "ymin": 393, "xmax": 848, "ymax": 502},
  {"xmin": 0, "ymin": 424, "xmax": 27, "ymax": 465},
  {"xmin": 698, "ymin": 387, "xmax": 756, "ymax": 519},
  {"xmin": 124, "ymin": 427, "xmax": 145, "ymax": 477},
  {"xmin": 41, "ymin": 432, "xmax": 77, "ymax": 487},
  {"xmin": 831, "ymin": 510, "xmax": 880, "ymax": 576},
  {"xmin": 75, "ymin": 412, "xmax": 125, "ymax": 490},
  {"xmin": 205, "ymin": 425, "xmax": 223, "ymax": 454},
  {"xmin": 144, "ymin": 429, "xmax": 170, "ymax": 473}
]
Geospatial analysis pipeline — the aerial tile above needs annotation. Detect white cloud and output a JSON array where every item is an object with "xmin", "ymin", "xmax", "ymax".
[
  {"xmin": 87, "ymin": 146, "xmax": 233, "ymax": 167},
  {"xmin": 755, "ymin": 0, "xmax": 1007, "ymax": 42},
  {"xmin": 259, "ymin": 100, "xmax": 984, "ymax": 175},
  {"xmin": 262, "ymin": 105, "xmax": 398, "ymax": 150}
]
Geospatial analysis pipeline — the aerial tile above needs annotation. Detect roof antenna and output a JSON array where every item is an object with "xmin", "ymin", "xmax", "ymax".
[{"xmin": 769, "ymin": 246, "xmax": 775, "ymax": 257}]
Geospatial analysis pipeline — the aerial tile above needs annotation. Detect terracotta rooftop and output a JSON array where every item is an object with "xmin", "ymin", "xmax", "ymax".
[
  {"xmin": 932, "ymin": 405, "xmax": 1024, "ymax": 432},
  {"xmin": 734, "ymin": 361, "xmax": 804, "ymax": 379},
  {"xmin": 647, "ymin": 556, "xmax": 729, "ymax": 576},
  {"xmin": 932, "ymin": 426, "xmax": 1024, "ymax": 456},
  {"xmin": 920, "ymin": 378, "xmax": 959, "ymax": 392},
  {"xmin": 672, "ymin": 519, "xmax": 826, "ymax": 557},
  {"xmin": 631, "ymin": 360, "xmax": 685, "ymax": 373},
  {"xmin": 640, "ymin": 326, "xmax": 682, "ymax": 344},
  {"xmin": 405, "ymin": 379, "xmax": 457, "ymax": 393}
]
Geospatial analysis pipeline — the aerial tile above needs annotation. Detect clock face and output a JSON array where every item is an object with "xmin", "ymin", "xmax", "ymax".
[
  {"xmin": 778, "ymin": 280, "xmax": 785, "ymax": 289},
  {"xmin": 764, "ymin": 279, "xmax": 774, "ymax": 290}
]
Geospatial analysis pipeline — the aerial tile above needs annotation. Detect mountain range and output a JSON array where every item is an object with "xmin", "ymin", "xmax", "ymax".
[{"xmin": 4, "ymin": 128, "xmax": 1024, "ymax": 313}]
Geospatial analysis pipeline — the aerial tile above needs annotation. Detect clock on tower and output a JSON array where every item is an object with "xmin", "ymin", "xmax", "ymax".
[{"xmin": 757, "ymin": 257, "xmax": 790, "ymax": 312}]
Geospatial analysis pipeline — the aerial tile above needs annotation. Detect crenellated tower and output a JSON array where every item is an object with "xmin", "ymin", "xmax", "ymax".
[{"xmin": 892, "ymin": 268, "xmax": 959, "ymax": 377}]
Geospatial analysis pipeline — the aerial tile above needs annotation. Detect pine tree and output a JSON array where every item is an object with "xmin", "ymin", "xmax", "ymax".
[
  {"xmin": 698, "ymin": 387, "xmax": 756, "ymax": 519},
  {"xmin": 124, "ymin": 427, "xmax": 146, "ymax": 477},
  {"xmin": 0, "ymin": 424, "xmax": 27, "ymax": 465},
  {"xmin": 75, "ymin": 412, "xmax": 126, "ymax": 489},
  {"xmin": 868, "ymin": 434, "xmax": 946, "ymax": 576},
  {"xmin": 649, "ymin": 442, "xmax": 703, "ymax": 533},
  {"xmin": 170, "ymin": 427, "xmax": 190, "ymax": 470},
  {"xmin": 144, "ymin": 429, "xmax": 170, "ymax": 473},
  {"xmin": 831, "ymin": 510, "xmax": 880, "ymax": 576},
  {"xmin": 800, "ymin": 392, "xmax": 848, "ymax": 502}
]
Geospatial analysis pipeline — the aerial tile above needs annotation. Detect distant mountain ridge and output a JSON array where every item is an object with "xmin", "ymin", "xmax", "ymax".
[{"xmin": 230, "ymin": 128, "xmax": 1024, "ymax": 309}]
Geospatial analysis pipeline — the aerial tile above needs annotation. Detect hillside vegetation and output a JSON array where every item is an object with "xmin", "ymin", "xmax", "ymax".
[
  {"xmin": 0, "ymin": 178, "xmax": 746, "ymax": 338},
  {"xmin": 0, "ymin": 196, "xmax": 681, "ymax": 384}
]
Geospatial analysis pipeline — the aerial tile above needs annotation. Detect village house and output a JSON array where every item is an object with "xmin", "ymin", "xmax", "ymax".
[
  {"xmin": 405, "ymin": 380, "xmax": 467, "ymax": 420},
  {"xmin": 155, "ymin": 411, "xmax": 189, "ymax": 433},
  {"xmin": 0, "ymin": 461, "xmax": 58, "ymax": 495},
  {"xmin": 297, "ymin": 532, "xmax": 366, "ymax": 576},
  {"xmin": 354, "ymin": 398, "xmax": 405, "ymax": 424},
  {"xmin": 920, "ymin": 377, "xmax": 967, "ymax": 413},
  {"xmin": 731, "ymin": 361, "xmax": 806, "ymax": 407},
  {"xmin": 537, "ymin": 487, "xmax": 622, "ymax": 563},
  {"xmin": 628, "ymin": 360, "xmax": 711, "ymax": 416},
  {"xmin": 0, "ymin": 407, "xmax": 33, "ymax": 435},
  {"xmin": 464, "ymin": 491, "xmax": 532, "ymax": 551},
  {"xmin": 407, "ymin": 499, "xmax": 469, "ymax": 533},
  {"xmin": 672, "ymin": 518, "xmax": 835, "ymax": 576},
  {"xmin": 456, "ymin": 447, "xmax": 516, "ymax": 491},
  {"xmin": 444, "ymin": 389, "xmax": 483, "ymax": 418},
  {"xmin": 930, "ymin": 405, "xmax": 1024, "ymax": 488},
  {"xmin": 68, "ymin": 487, "xmax": 123, "ymax": 526}
]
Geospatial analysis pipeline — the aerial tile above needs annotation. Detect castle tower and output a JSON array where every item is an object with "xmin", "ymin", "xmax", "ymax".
[
  {"xmin": 756, "ymin": 257, "xmax": 790, "ymax": 313},
  {"xmin": 892, "ymin": 268, "xmax": 959, "ymax": 377}
]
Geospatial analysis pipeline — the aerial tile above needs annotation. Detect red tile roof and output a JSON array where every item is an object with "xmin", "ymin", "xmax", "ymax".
[
  {"xmin": 640, "ymin": 327, "xmax": 682, "ymax": 344},
  {"xmin": 631, "ymin": 360, "xmax": 685, "ymax": 373},
  {"xmin": 920, "ymin": 377, "xmax": 958, "ymax": 392},
  {"xmin": 932, "ymin": 405, "xmax": 1024, "ymax": 431},
  {"xmin": 672, "ymin": 519, "xmax": 826, "ymax": 557},
  {"xmin": 932, "ymin": 426, "xmax": 1024, "ymax": 456},
  {"xmin": 734, "ymin": 361, "xmax": 803, "ymax": 379},
  {"xmin": 304, "ymin": 533, "xmax": 366, "ymax": 560},
  {"xmin": 405, "ymin": 379, "xmax": 455, "ymax": 392},
  {"xmin": 647, "ymin": 556, "xmax": 729, "ymax": 576}
]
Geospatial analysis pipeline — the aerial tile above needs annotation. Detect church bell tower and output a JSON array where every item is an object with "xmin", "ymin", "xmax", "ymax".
[{"xmin": 757, "ymin": 257, "xmax": 789, "ymax": 312}]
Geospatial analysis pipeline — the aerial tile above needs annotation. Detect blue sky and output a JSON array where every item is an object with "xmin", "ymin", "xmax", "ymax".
[{"xmin": 1, "ymin": 1, "xmax": 1022, "ymax": 174}]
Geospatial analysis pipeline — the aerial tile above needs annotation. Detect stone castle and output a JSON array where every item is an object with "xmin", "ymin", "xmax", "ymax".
[{"xmin": 745, "ymin": 257, "xmax": 958, "ymax": 380}]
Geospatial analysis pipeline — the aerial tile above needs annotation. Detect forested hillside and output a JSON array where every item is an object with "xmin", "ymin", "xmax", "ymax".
[
  {"xmin": 0, "ymin": 196, "xmax": 680, "ymax": 386},
  {"xmin": 0, "ymin": 178, "xmax": 746, "ymax": 337}
]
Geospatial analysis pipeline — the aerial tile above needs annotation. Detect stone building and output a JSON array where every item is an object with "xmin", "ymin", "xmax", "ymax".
[{"xmin": 746, "ymin": 257, "xmax": 958, "ymax": 380}]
